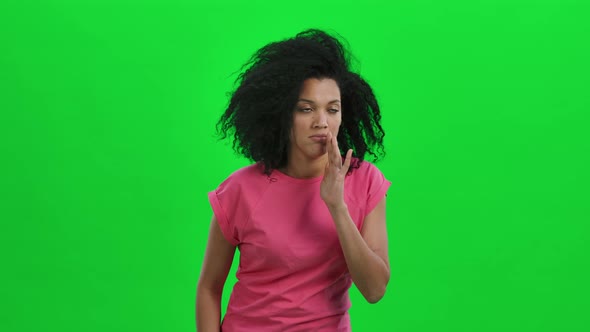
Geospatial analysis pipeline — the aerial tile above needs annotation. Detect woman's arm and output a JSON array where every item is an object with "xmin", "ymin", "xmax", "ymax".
[
  {"xmin": 196, "ymin": 215, "xmax": 236, "ymax": 331},
  {"xmin": 327, "ymin": 197, "xmax": 390, "ymax": 303},
  {"xmin": 321, "ymin": 131, "xmax": 390, "ymax": 303}
]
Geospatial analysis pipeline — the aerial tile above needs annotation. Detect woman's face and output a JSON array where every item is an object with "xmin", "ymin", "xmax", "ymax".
[{"xmin": 289, "ymin": 77, "xmax": 342, "ymax": 161}]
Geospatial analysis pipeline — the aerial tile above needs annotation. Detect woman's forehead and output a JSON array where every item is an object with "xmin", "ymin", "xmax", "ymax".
[{"xmin": 298, "ymin": 78, "xmax": 341, "ymax": 103}]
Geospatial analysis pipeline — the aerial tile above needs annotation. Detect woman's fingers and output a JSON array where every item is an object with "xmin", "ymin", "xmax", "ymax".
[
  {"xmin": 334, "ymin": 134, "xmax": 342, "ymax": 166},
  {"xmin": 328, "ymin": 132, "xmax": 341, "ymax": 168},
  {"xmin": 326, "ymin": 131, "xmax": 351, "ymax": 173},
  {"xmin": 342, "ymin": 149, "xmax": 353, "ymax": 174},
  {"xmin": 326, "ymin": 132, "xmax": 334, "ymax": 166},
  {"xmin": 327, "ymin": 132, "xmax": 335, "ymax": 167}
]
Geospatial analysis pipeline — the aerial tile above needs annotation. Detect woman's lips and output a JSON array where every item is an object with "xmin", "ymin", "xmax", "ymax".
[{"xmin": 309, "ymin": 135, "xmax": 327, "ymax": 143}]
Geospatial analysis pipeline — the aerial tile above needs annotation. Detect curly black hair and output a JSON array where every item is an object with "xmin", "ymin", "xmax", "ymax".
[{"xmin": 216, "ymin": 29, "xmax": 385, "ymax": 175}]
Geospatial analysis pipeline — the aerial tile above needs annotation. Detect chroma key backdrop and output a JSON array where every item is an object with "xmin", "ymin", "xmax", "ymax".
[{"xmin": 1, "ymin": 0, "xmax": 589, "ymax": 331}]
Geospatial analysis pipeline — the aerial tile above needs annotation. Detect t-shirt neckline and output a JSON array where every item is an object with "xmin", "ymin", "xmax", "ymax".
[{"xmin": 270, "ymin": 169, "xmax": 324, "ymax": 184}]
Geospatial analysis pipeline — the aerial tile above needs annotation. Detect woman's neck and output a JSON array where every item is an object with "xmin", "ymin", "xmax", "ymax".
[{"xmin": 281, "ymin": 154, "xmax": 328, "ymax": 179}]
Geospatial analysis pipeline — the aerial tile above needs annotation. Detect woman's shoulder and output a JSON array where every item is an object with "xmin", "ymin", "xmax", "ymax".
[
  {"xmin": 346, "ymin": 158, "xmax": 390, "ymax": 195},
  {"xmin": 226, "ymin": 162, "xmax": 267, "ymax": 181},
  {"xmin": 216, "ymin": 162, "xmax": 270, "ymax": 192},
  {"xmin": 349, "ymin": 158, "xmax": 383, "ymax": 179}
]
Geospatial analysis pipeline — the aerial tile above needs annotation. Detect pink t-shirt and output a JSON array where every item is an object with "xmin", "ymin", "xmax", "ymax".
[{"xmin": 208, "ymin": 159, "xmax": 391, "ymax": 331}]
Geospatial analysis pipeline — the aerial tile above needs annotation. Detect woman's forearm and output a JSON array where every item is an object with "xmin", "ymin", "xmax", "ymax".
[
  {"xmin": 328, "ymin": 204, "xmax": 390, "ymax": 303},
  {"xmin": 196, "ymin": 286, "xmax": 222, "ymax": 332}
]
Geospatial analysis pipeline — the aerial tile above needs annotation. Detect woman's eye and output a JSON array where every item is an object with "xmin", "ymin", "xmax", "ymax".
[
  {"xmin": 329, "ymin": 109, "xmax": 340, "ymax": 113},
  {"xmin": 300, "ymin": 108, "xmax": 312, "ymax": 112}
]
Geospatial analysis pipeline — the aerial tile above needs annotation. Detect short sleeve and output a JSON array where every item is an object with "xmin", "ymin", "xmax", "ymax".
[
  {"xmin": 207, "ymin": 165, "xmax": 267, "ymax": 246},
  {"xmin": 364, "ymin": 163, "xmax": 391, "ymax": 216},
  {"xmin": 208, "ymin": 179, "xmax": 241, "ymax": 246}
]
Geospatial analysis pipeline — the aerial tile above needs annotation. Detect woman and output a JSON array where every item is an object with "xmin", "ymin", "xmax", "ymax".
[{"xmin": 197, "ymin": 29, "xmax": 391, "ymax": 331}]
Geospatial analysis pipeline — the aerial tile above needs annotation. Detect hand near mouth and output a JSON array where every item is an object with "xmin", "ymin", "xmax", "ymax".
[{"xmin": 320, "ymin": 131, "xmax": 353, "ymax": 210}]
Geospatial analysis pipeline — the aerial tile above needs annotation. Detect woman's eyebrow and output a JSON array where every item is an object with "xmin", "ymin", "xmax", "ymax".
[
  {"xmin": 298, "ymin": 98, "xmax": 341, "ymax": 104},
  {"xmin": 297, "ymin": 98, "xmax": 315, "ymax": 104}
]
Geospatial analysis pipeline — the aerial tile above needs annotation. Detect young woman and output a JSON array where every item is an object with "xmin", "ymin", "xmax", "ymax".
[{"xmin": 197, "ymin": 29, "xmax": 391, "ymax": 331}]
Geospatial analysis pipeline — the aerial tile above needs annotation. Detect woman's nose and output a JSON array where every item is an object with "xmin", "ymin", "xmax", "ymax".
[{"xmin": 313, "ymin": 110, "xmax": 328, "ymax": 128}]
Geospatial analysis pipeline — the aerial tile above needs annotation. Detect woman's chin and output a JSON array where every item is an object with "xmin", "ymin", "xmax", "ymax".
[
  {"xmin": 293, "ymin": 145, "xmax": 328, "ymax": 161},
  {"xmin": 310, "ymin": 150, "xmax": 328, "ymax": 160},
  {"xmin": 313, "ymin": 145, "xmax": 327, "ymax": 157}
]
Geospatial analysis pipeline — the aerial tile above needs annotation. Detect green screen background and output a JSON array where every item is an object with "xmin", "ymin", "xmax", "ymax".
[{"xmin": 1, "ymin": 0, "xmax": 589, "ymax": 331}]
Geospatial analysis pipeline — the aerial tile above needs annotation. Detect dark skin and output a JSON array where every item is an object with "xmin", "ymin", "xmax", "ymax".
[{"xmin": 196, "ymin": 78, "xmax": 389, "ymax": 331}]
